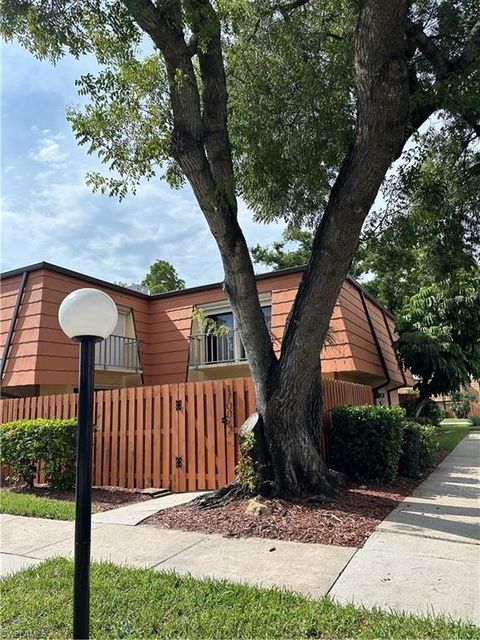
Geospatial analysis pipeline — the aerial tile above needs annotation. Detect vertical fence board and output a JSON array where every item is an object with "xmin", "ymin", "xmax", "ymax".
[
  {"xmin": 118, "ymin": 388, "xmax": 127, "ymax": 488},
  {"xmin": 214, "ymin": 380, "xmax": 227, "ymax": 489},
  {"xmin": 185, "ymin": 382, "xmax": 197, "ymax": 491},
  {"xmin": 135, "ymin": 386, "xmax": 144, "ymax": 489},
  {"xmin": 94, "ymin": 391, "xmax": 104, "ymax": 486},
  {"xmin": 144, "ymin": 386, "xmax": 153, "ymax": 488},
  {"xmin": 102, "ymin": 390, "xmax": 112, "ymax": 487},
  {"xmin": 127, "ymin": 387, "xmax": 136, "ymax": 490}
]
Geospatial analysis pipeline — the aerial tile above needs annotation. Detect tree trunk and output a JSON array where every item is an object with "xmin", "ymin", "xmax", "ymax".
[{"xmin": 255, "ymin": 362, "xmax": 334, "ymax": 498}]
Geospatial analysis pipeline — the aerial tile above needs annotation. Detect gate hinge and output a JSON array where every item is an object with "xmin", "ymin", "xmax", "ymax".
[
  {"xmin": 175, "ymin": 457, "xmax": 182, "ymax": 468},
  {"xmin": 176, "ymin": 400, "xmax": 182, "ymax": 411}
]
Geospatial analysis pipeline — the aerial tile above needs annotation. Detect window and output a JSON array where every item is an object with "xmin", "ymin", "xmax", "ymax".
[{"xmin": 193, "ymin": 298, "xmax": 271, "ymax": 366}]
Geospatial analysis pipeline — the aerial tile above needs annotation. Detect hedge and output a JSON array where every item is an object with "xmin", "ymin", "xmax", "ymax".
[
  {"xmin": 330, "ymin": 405, "xmax": 405, "ymax": 483},
  {"xmin": 399, "ymin": 421, "xmax": 437, "ymax": 478},
  {"xmin": 0, "ymin": 419, "xmax": 77, "ymax": 489}
]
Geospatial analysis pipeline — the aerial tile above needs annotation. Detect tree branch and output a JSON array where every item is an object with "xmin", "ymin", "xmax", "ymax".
[
  {"xmin": 406, "ymin": 18, "xmax": 451, "ymax": 78},
  {"xmin": 456, "ymin": 20, "xmax": 480, "ymax": 71}
]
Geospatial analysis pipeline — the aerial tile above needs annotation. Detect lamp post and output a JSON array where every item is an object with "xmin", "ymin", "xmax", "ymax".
[{"xmin": 58, "ymin": 288, "xmax": 118, "ymax": 640}]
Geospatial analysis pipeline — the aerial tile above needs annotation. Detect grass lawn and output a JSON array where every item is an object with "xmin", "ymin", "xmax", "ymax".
[
  {"xmin": 438, "ymin": 419, "xmax": 473, "ymax": 452},
  {"xmin": 0, "ymin": 490, "xmax": 84, "ymax": 521},
  {"xmin": 1, "ymin": 558, "xmax": 478, "ymax": 640}
]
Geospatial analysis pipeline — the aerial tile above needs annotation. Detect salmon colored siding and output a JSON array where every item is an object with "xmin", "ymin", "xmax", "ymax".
[
  {"xmin": 1, "ymin": 273, "xmax": 43, "ymax": 386},
  {"xmin": 1, "ymin": 264, "xmax": 409, "ymax": 393}
]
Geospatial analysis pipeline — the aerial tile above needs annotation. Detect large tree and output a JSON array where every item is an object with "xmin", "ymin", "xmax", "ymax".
[{"xmin": 3, "ymin": 0, "xmax": 479, "ymax": 497}]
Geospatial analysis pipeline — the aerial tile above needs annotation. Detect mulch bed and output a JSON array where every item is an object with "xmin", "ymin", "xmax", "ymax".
[
  {"xmin": 144, "ymin": 449, "xmax": 450, "ymax": 548},
  {"xmin": 5, "ymin": 485, "xmax": 150, "ymax": 512}
]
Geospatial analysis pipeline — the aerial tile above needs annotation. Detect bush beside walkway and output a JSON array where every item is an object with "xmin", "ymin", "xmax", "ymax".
[{"xmin": 1, "ymin": 558, "xmax": 478, "ymax": 640}]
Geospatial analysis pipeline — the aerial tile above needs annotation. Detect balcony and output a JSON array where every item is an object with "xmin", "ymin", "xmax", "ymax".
[
  {"xmin": 189, "ymin": 330, "xmax": 246, "ymax": 367},
  {"xmin": 94, "ymin": 335, "xmax": 142, "ymax": 372}
]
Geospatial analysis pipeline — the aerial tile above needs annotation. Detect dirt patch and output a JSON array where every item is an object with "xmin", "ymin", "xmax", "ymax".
[
  {"xmin": 6, "ymin": 485, "xmax": 150, "ymax": 512},
  {"xmin": 144, "ymin": 450, "xmax": 450, "ymax": 547}
]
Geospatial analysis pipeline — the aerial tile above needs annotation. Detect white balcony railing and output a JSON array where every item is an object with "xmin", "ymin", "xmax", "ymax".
[
  {"xmin": 189, "ymin": 330, "xmax": 246, "ymax": 367},
  {"xmin": 94, "ymin": 335, "xmax": 141, "ymax": 372}
]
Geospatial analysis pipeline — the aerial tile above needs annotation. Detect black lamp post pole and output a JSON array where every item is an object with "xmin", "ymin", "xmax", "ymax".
[{"xmin": 73, "ymin": 336, "xmax": 96, "ymax": 640}]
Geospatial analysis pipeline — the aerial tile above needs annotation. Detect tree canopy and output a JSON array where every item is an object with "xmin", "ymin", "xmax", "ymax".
[{"xmin": 141, "ymin": 259, "xmax": 185, "ymax": 294}]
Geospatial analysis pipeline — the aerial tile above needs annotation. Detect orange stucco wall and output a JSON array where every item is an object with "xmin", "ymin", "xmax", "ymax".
[{"xmin": 1, "ymin": 265, "xmax": 409, "ymax": 393}]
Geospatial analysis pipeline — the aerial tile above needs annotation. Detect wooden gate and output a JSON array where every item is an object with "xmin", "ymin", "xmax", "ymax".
[{"xmin": 0, "ymin": 377, "xmax": 372, "ymax": 491}]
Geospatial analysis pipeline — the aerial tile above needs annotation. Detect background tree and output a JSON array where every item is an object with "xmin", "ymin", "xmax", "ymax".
[
  {"xmin": 396, "ymin": 270, "xmax": 480, "ymax": 415},
  {"xmin": 251, "ymin": 228, "xmax": 313, "ymax": 271},
  {"xmin": 142, "ymin": 259, "xmax": 185, "ymax": 294},
  {"xmin": 2, "ymin": 0, "xmax": 479, "ymax": 497}
]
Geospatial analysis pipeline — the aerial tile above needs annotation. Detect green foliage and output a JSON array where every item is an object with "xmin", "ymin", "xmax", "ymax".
[
  {"xmin": 191, "ymin": 306, "xmax": 231, "ymax": 337},
  {"xmin": 141, "ymin": 259, "xmax": 185, "ymax": 295},
  {"xmin": 0, "ymin": 419, "xmax": 77, "ymax": 490},
  {"xmin": 330, "ymin": 405, "xmax": 405, "ymax": 483},
  {"xmin": 353, "ymin": 125, "xmax": 480, "ymax": 314},
  {"xmin": 0, "ymin": 490, "xmax": 76, "ymax": 521},
  {"xmin": 3, "ymin": 558, "xmax": 478, "ymax": 640},
  {"xmin": 235, "ymin": 431, "xmax": 257, "ymax": 492},
  {"xmin": 227, "ymin": 0, "xmax": 356, "ymax": 226},
  {"xmin": 469, "ymin": 415, "xmax": 480, "ymax": 427},
  {"xmin": 399, "ymin": 421, "xmax": 437, "ymax": 478},
  {"xmin": 251, "ymin": 227, "xmax": 313, "ymax": 270},
  {"xmin": 418, "ymin": 401, "xmax": 444, "ymax": 427},
  {"xmin": 450, "ymin": 389, "xmax": 475, "ymax": 418},
  {"xmin": 396, "ymin": 270, "xmax": 480, "ymax": 402}
]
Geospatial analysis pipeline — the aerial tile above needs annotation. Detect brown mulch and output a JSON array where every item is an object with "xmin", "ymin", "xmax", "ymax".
[
  {"xmin": 144, "ymin": 449, "xmax": 450, "ymax": 548},
  {"xmin": 5, "ymin": 485, "xmax": 150, "ymax": 512}
]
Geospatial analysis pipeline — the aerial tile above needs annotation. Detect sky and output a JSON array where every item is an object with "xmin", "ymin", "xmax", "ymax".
[{"xmin": 1, "ymin": 42, "xmax": 284, "ymax": 287}]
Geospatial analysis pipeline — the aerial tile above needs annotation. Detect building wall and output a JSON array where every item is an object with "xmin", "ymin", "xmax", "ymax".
[
  {"xmin": 1, "ymin": 265, "xmax": 409, "ymax": 399},
  {"xmin": 1, "ymin": 272, "xmax": 43, "ymax": 387},
  {"xmin": 1, "ymin": 269, "xmax": 149, "ymax": 391}
]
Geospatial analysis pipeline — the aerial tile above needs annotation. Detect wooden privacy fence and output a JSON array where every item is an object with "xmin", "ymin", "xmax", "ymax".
[{"xmin": 0, "ymin": 377, "xmax": 373, "ymax": 492}]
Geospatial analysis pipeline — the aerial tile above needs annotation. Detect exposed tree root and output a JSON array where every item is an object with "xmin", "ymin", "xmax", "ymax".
[
  {"xmin": 192, "ymin": 481, "xmax": 253, "ymax": 510},
  {"xmin": 192, "ymin": 468, "xmax": 346, "ymax": 510}
]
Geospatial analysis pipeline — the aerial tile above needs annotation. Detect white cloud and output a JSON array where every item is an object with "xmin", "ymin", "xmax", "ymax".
[{"xmin": 29, "ymin": 134, "xmax": 69, "ymax": 164}]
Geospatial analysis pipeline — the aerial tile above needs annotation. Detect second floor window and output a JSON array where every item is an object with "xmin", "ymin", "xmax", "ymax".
[{"xmin": 192, "ymin": 304, "xmax": 271, "ymax": 366}]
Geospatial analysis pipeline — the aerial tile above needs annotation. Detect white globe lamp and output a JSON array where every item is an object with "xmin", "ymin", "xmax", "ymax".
[{"xmin": 58, "ymin": 288, "xmax": 118, "ymax": 341}]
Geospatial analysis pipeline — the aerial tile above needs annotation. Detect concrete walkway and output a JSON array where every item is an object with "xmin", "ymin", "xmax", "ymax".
[
  {"xmin": 0, "ymin": 513, "xmax": 355, "ymax": 597},
  {"xmin": 330, "ymin": 432, "xmax": 480, "ymax": 623},
  {"xmin": 91, "ymin": 491, "xmax": 208, "ymax": 526}
]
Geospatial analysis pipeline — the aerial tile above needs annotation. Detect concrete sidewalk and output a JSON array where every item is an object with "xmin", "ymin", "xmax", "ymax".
[
  {"xmin": 330, "ymin": 432, "xmax": 480, "ymax": 623},
  {"xmin": 91, "ymin": 491, "xmax": 208, "ymax": 526},
  {"xmin": 0, "ymin": 513, "xmax": 355, "ymax": 598}
]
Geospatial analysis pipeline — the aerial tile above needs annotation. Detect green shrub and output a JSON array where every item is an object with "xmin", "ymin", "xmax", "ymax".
[
  {"xmin": 470, "ymin": 415, "xmax": 480, "ymax": 427},
  {"xmin": 0, "ymin": 419, "xmax": 77, "ymax": 489},
  {"xmin": 330, "ymin": 405, "xmax": 405, "ymax": 483},
  {"xmin": 399, "ymin": 421, "xmax": 438, "ymax": 478},
  {"xmin": 419, "ymin": 401, "xmax": 443, "ymax": 427}
]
